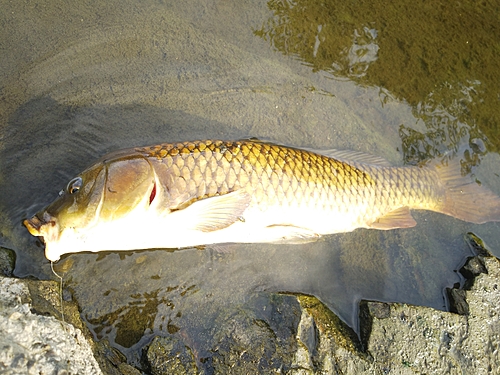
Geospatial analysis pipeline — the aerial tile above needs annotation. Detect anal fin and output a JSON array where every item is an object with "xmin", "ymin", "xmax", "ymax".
[{"xmin": 369, "ymin": 207, "xmax": 417, "ymax": 230}]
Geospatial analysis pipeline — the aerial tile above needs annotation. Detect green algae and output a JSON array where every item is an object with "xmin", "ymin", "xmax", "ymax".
[
  {"xmin": 298, "ymin": 295, "xmax": 363, "ymax": 355},
  {"xmin": 256, "ymin": 0, "xmax": 500, "ymax": 154}
]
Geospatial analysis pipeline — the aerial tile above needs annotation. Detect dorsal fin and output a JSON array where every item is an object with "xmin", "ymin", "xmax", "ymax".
[{"xmin": 305, "ymin": 149, "xmax": 392, "ymax": 167}]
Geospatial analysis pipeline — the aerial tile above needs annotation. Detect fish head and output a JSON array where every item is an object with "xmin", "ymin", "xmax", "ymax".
[{"xmin": 24, "ymin": 154, "xmax": 157, "ymax": 262}]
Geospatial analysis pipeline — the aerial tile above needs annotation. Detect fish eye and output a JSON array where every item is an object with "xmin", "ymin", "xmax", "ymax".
[{"xmin": 67, "ymin": 177, "xmax": 82, "ymax": 194}]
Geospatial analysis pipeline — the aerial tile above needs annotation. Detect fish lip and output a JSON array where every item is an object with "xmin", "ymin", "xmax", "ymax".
[
  {"xmin": 25, "ymin": 213, "xmax": 62, "ymax": 261},
  {"xmin": 23, "ymin": 215, "xmax": 44, "ymax": 236},
  {"xmin": 23, "ymin": 212, "xmax": 56, "ymax": 239}
]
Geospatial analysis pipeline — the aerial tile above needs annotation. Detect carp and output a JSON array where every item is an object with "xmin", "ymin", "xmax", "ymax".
[{"xmin": 24, "ymin": 139, "xmax": 500, "ymax": 261}]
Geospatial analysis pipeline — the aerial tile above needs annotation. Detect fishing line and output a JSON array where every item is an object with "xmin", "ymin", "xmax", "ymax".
[
  {"xmin": 50, "ymin": 261, "xmax": 65, "ymax": 323},
  {"xmin": 50, "ymin": 261, "xmax": 70, "ymax": 374}
]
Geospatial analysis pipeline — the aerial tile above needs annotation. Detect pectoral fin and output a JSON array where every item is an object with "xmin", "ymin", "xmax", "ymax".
[
  {"xmin": 174, "ymin": 190, "xmax": 251, "ymax": 232},
  {"xmin": 369, "ymin": 207, "xmax": 417, "ymax": 230}
]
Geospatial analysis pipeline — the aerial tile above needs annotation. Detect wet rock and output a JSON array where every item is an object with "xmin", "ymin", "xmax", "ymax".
[
  {"xmin": 0, "ymin": 247, "xmax": 16, "ymax": 277},
  {"xmin": 289, "ymin": 247, "xmax": 500, "ymax": 374},
  {"xmin": 116, "ymin": 362, "xmax": 142, "ymax": 375},
  {"xmin": 144, "ymin": 335, "xmax": 197, "ymax": 375},
  {"xmin": 206, "ymin": 294, "xmax": 301, "ymax": 374},
  {"xmin": 0, "ymin": 243, "xmax": 143, "ymax": 374},
  {"xmin": 138, "ymin": 247, "xmax": 500, "ymax": 374},
  {"xmin": 461, "ymin": 255, "xmax": 487, "ymax": 280},
  {"xmin": 3, "ymin": 236, "xmax": 499, "ymax": 374},
  {"xmin": 95, "ymin": 340, "xmax": 141, "ymax": 375},
  {"xmin": 359, "ymin": 252, "xmax": 500, "ymax": 374},
  {"xmin": 296, "ymin": 299, "xmax": 342, "ymax": 374},
  {"xmin": 141, "ymin": 294, "xmax": 302, "ymax": 374},
  {"xmin": 295, "ymin": 296, "xmax": 374, "ymax": 374},
  {"xmin": 208, "ymin": 316, "xmax": 290, "ymax": 373},
  {"xmin": 464, "ymin": 232, "xmax": 492, "ymax": 258},
  {"xmin": 446, "ymin": 287, "xmax": 469, "ymax": 315}
]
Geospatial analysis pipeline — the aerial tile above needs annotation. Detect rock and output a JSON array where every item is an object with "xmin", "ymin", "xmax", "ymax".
[
  {"xmin": 138, "ymin": 246, "xmax": 500, "ymax": 374},
  {"xmin": 0, "ymin": 275, "xmax": 102, "ymax": 375},
  {"xmin": 144, "ymin": 335, "xmax": 197, "ymax": 375},
  {"xmin": 2, "ymin": 236, "xmax": 499, "ymax": 374},
  {"xmin": 299, "ymin": 248, "xmax": 500, "ymax": 375},
  {"xmin": 0, "ymin": 247, "xmax": 143, "ymax": 375},
  {"xmin": 203, "ymin": 294, "xmax": 301, "ymax": 374},
  {"xmin": 365, "ymin": 255, "xmax": 499, "ymax": 374},
  {"xmin": 94, "ymin": 340, "xmax": 142, "ymax": 375},
  {"xmin": 292, "ymin": 296, "xmax": 375, "ymax": 375},
  {"xmin": 0, "ymin": 272, "xmax": 144, "ymax": 375},
  {"xmin": 0, "ymin": 247, "xmax": 16, "ymax": 277},
  {"xmin": 116, "ymin": 362, "xmax": 142, "ymax": 375},
  {"xmin": 141, "ymin": 294, "xmax": 302, "ymax": 374}
]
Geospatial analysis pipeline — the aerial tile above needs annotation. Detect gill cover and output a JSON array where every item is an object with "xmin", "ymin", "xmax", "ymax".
[{"xmin": 97, "ymin": 156, "xmax": 157, "ymax": 221}]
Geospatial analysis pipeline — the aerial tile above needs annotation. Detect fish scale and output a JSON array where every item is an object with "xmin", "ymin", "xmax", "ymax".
[{"xmin": 139, "ymin": 141, "xmax": 356, "ymax": 210}]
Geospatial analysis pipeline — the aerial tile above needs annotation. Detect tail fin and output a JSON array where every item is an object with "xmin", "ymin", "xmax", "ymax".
[{"xmin": 434, "ymin": 159, "xmax": 500, "ymax": 224}]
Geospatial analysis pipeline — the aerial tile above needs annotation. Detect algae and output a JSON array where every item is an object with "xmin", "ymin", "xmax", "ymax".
[{"xmin": 256, "ymin": 0, "xmax": 500, "ymax": 152}]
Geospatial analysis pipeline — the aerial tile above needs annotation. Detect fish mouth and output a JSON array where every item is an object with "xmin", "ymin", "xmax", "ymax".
[
  {"xmin": 23, "ymin": 212, "xmax": 56, "ymax": 240},
  {"xmin": 23, "ymin": 215, "xmax": 44, "ymax": 236}
]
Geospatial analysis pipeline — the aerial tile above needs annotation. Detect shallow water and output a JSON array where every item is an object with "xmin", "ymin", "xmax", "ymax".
[{"xmin": 1, "ymin": 0, "xmax": 500, "ymax": 369}]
